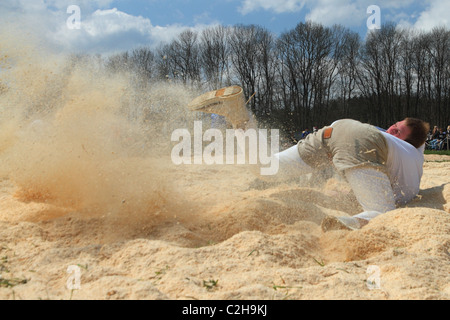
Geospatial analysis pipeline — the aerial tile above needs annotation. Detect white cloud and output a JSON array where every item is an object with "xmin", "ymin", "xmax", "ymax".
[
  {"xmin": 414, "ymin": 0, "xmax": 450, "ymax": 31},
  {"xmin": 305, "ymin": 0, "xmax": 362, "ymax": 27},
  {"xmin": 303, "ymin": 0, "xmax": 418, "ymax": 27},
  {"xmin": 49, "ymin": 8, "xmax": 152, "ymax": 54},
  {"xmin": 3, "ymin": 0, "xmax": 449, "ymax": 56},
  {"xmin": 84, "ymin": 9, "xmax": 153, "ymax": 37},
  {"xmin": 45, "ymin": 0, "xmax": 115, "ymax": 10},
  {"xmin": 53, "ymin": 8, "xmax": 213, "ymax": 54},
  {"xmin": 237, "ymin": 0, "xmax": 426, "ymax": 30},
  {"xmin": 239, "ymin": 0, "xmax": 306, "ymax": 15},
  {"xmin": 1, "ymin": 0, "xmax": 114, "ymax": 12},
  {"xmin": 0, "ymin": 1, "xmax": 214, "ymax": 55}
]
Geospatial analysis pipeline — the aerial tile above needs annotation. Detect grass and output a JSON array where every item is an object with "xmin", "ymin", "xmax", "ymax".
[
  {"xmin": 0, "ymin": 256, "xmax": 9, "ymax": 273},
  {"xmin": 0, "ymin": 253, "xmax": 28, "ymax": 289},
  {"xmin": 313, "ymin": 257, "xmax": 325, "ymax": 267},
  {"xmin": 154, "ymin": 266, "xmax": 169, "ymax": 277},
  {"xmin": 0, "ymin": 277, "xmax": 28, "ymax": 288},
  {"xmin": 424, "ymin": 149, "xmax": 450, "ymax": 162},
  {"xmin": 425, "ymin": 150, "xmax": 450, "ymax": 156},
  {"xmin": 149, "ymin": 265, "xmax": 170, "ymax": 283},
  {"xmin": 272, "ymin": 284, "xmax": 303, "ymax": 291},
  {"xmin": 77, "ymin": 264, "xmax": 89, "ymax": 271},
  {"xmin": 271, "ymin": 277, "xmax": 302, "ymax": 300},
  {"xmin": 203, "ymin": 279, "xmax": 219, "ymax": 291}
]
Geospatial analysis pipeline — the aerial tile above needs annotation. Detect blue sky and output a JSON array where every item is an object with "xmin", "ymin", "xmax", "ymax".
[
  {"xmin": 112, "ymin": 0, "xmax": 306, "ymax": 34},
  {"xmin": 1, "ymin": 0, "xmax": 449, "ymax": 54}
]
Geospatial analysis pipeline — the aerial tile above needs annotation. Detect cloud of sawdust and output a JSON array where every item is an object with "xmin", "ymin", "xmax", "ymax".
[{"xmin": 0, "ymin": 27, "xmax": 201, "ymax": 219}]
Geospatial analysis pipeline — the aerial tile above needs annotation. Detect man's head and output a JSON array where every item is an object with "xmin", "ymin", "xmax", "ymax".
[{"xmin": 387, "ymin": 118, "xmax": 430, "ymax": 148}]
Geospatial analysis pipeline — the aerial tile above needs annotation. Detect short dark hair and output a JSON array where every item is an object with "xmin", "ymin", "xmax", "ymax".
[{"xmin": 405, "ymin": 118, "xmax": 430, "ymax": 148}]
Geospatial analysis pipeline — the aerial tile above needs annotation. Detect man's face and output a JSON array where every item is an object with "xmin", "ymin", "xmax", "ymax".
[{"xmin": 387, "ymin": 120, "xmax": 412, "ymax": 141}]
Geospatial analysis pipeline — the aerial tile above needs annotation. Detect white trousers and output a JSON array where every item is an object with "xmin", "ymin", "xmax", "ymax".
[
  {"xmin": 274, "ymin": 145, "xmax": 314, "ymax": 176},
  {"xmin": 345, "ymin": 167, "xmax": 396, "ymax": 221},
  {"xmin": 275, "ymin": 146, "xmax": 396, "ymax": 222}
]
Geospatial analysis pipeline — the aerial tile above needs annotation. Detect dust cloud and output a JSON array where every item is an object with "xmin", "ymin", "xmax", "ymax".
[
  {"xmin": 1, "ymin": 28, "xmax": 449, "ymax": 301},
  {"xmin": 0, "ymin": 28, "xmax": 202, "ymax": 223}
]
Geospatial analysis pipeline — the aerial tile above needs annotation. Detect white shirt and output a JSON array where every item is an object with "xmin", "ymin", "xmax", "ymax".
[
  {"xmin": 381, "ymin": 132, "xmax": 425, "ymax": 205},
  {"xmin": 330, "ymin": 120, "xmax": 425, "ymax": 209},
  {"xmin": 280, "ymin": 121, "xmax": 425, "ymax": 221},
  {"xmin": 331, "ymin": 120, "xmax": 425, "ymax": 204}
]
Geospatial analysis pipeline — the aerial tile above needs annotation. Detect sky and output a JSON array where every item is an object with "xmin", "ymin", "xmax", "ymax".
[{"xmin": 1, "ymin": 0, "xmax": 449, "ymax": 55}]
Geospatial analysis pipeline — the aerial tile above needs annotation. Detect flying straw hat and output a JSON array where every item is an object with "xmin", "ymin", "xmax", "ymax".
[{"xmin": 188, "ymin": 86, "xmax": 250, "ymax": 129}]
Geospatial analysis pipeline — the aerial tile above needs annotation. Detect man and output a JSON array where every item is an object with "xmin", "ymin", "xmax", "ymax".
[
  {"xmin": 287, "ymin": 118, "xmax": 429, "ymax": 231},
  {"xmin": 301, "ymin": 129, "xmax": 311, "ymax": 139},
  {"xmin": 188, "ymin": 87, "xmax": 429, "ymax": 231}
]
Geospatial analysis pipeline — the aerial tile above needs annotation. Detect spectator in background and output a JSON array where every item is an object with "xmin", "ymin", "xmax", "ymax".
[
  {"xmin": 302, "ymin": 129, "xmax": 311, "ymax": 139},
  {"xmin": 431, "ymin": 126, "xmax": 439, "ymax": 140},
  {"xmin": 438, "ymin": 128, "xmax": 446, "ymax": 140},
  {"xmin": 443, "ymin": 126, "xmax": 450, "ymax": 150},
  {"xmin": 429, "ymin": 126, "xmax": 445, "ymax": 150}
]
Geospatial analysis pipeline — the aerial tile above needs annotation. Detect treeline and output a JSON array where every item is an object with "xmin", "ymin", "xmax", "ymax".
[{"xmin": 105, "ymin": 21, "xmax": 450, "ymax": 132}]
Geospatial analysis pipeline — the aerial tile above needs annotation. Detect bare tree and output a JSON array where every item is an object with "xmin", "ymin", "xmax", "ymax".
[
  {"xmin": 358, "ymin": 23, "xmax": 404, "ymax": 126},
  {"xmin": 155, "ymin": 43, "xmax": 173, "ymax": 81},
  {"xmin": 229, "ymin": 25, "xmax": 278, "ymax": 117},
  {"xmin": 336, "ymin": 30, "xmax": 360, "ymax": 119},
  {"xmin": 130, "ymin": 47, "xmax": 155, "ymax": 80},
  {"xmin": 154, "ymin": 30, "xmax": 201, "ymax": 86},
  {"xmin": 171, "ymin": 29, "xmax": 201, "ymax": 85},
  {"xmin": 398, "ymin": 29, "xmax": 416, "ymax": 117},
  {"xmin": 256, "ymin": 29, "xmax": 278, "ymax": 117},
  {"xmin": 103, "ymin": 21, "xmax": 450, "ymax": 131},
  {"xmin": 105, "ymin": 51, "xmax": 131, "ymax": 74},
  {"xmin": 200, "ymin": 25, "xmax": 231, "ymax": 90},
  {"xmin": 277, "ymin": 22, "xmax": 335, "ymax": 128},
  {"xmin": 427, "ymin": 27, "xmax": 450, "ymax": 126}
]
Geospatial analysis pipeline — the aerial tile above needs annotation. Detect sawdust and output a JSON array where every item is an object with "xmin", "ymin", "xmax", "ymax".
[
  {"xmin": 0, "ymin": 28, "xmax": 449, "ymax": 301},
  {"xmin": 0, "ymin": 155, "xmax": 448, "ymax": 300}
]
